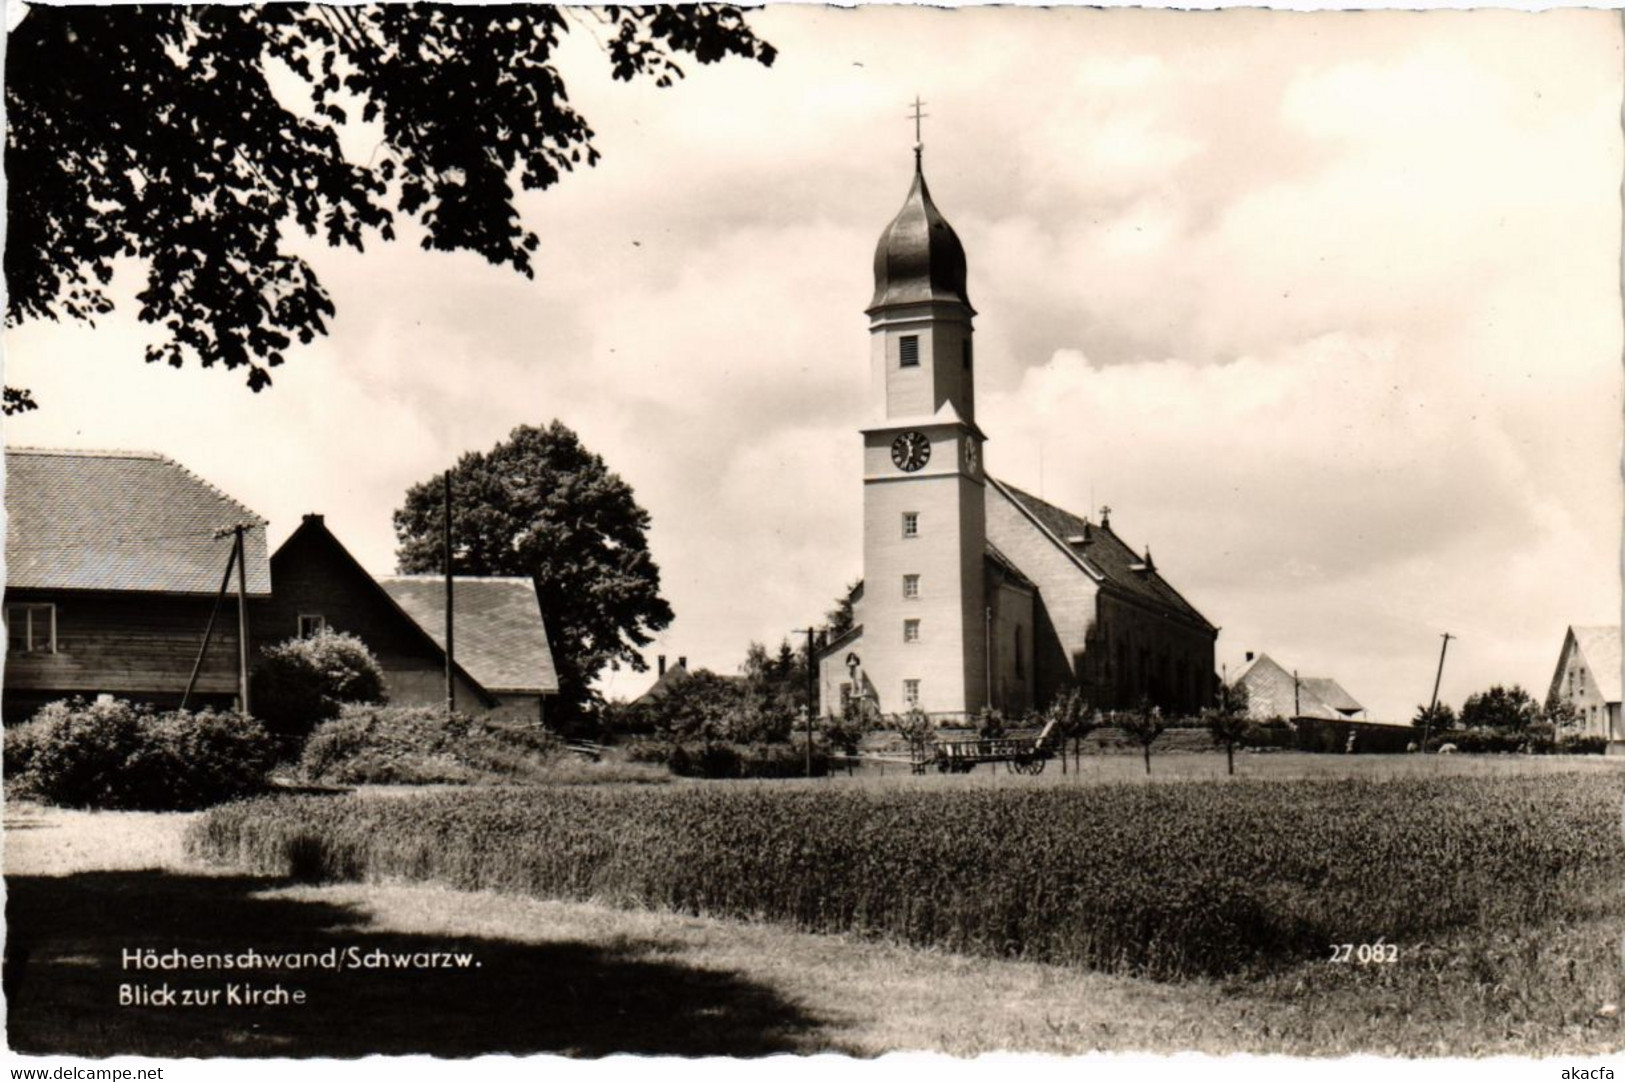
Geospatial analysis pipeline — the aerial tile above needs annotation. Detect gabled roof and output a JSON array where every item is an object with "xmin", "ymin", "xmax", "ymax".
[
  {"xmin": 1237, "ymin": 653, "xmax": 1363, "ymax": 721},
  {"xmin": 380, "ymin": 576, "xmax": 558, "ymax": 695},
  {"xmin": 1571, "ymin": 625, "xmax": 1622, "ymax": 704},
  {"xmin": 5, "ymin": 447, "xmax": 271, "ymax": 596},
  {"xmin": 990, "ymin": 478, "xmax": 1214, "ymax": 632},
  {"xmin": 271, "ymin": 515, "xmax": 496, "ymax": 707},
  {"xmin": 635, "ymin": 661, "xmax": 692, "ymax": 704},
  {"xmin": 1300, "ymin": 676, "xmax": 1363, "ymax": 715}
]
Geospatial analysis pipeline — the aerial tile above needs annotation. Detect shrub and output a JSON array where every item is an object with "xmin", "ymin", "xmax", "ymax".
[
  {"xmin": 1555, "ymin": 734, "xmax": 1609, "ymax": 755},
  {"xmin": 250, "ymin": 630, "xmax": 386, "ymax": 745},
  {"xmin": 6, "ymin": 698, "xmax": 274, "ymax": 810},
  {"xmin": 298, "ymin": 704, "xmax": 563, "ymax": 785},
  {"xmin": 632, "ymin": 738, "xmax": 829, "ymax": 779}
]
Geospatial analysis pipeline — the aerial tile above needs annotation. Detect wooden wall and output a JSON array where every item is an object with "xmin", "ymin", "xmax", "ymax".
[
  {"xmin": 260, "ymin": 524, "xmax": 488, "ymax": 710},
  {"xmin": 3, "ymin": 587, "xmax": 258, "ymax": 723}
]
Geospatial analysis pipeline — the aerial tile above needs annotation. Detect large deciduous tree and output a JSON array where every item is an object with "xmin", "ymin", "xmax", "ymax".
[
  {"xmin": 5, "ymin": 3, "xmax": 774, "ymax": 411},
  {"xmin": 394, "ymin": 421, "xmax": 674, "ymax": 722}
]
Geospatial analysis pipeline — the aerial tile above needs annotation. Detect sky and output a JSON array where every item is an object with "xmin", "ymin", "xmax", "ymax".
[{"xmin": 5, "ymin": 6, "xmax": 1621, "ymax": 718}]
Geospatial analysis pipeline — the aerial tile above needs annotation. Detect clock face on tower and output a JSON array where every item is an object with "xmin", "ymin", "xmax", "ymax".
[{"xmin": 891, "ymin": 431, "xmax": 931, "ymax": 472}]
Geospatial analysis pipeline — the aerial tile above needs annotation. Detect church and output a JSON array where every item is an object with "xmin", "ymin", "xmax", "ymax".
[{"xmin": 816, "ymin": 147, "xmax": 1218, "ymax": 724}]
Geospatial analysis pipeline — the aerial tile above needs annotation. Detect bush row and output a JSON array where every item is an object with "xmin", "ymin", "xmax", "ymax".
[
  {"xmin": 623, "ymin": 738, "xmax": 830, "ymax": 779},
  {"xmin": 5, "ymin": 698, "xmax": 275, "ymax": 810}
]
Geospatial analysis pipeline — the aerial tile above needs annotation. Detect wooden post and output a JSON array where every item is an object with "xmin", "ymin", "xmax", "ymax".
[
  {"xmin": 181, "ymin": 536, "xmax": 238, "ymax": 711},
  {"xmin": 1422, "ymin": 632, "xmax": 1454, "ymax": 751},
  {"xmin": 234, "ymin": 524, "xmax": 251, "ymax": 715},
  {"xmin": 805, "ymin": 627, "xmax": 816, "ymax": 778},
  {"xmin": 444, "ymin": 472, "xmax": 455, "ymax": 715}
]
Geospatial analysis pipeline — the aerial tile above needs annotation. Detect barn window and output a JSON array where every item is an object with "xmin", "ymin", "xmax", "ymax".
[
  {"xmin": 6, "ymin": 603, "xmax": 56, "ymax": 654},
  {"xmin": 899, "ymin": 335, "xmax": 920, "ymax": 368},
  {"xmin": 298, "ymin": 614, "xmax": 328, "ymax": 639}
]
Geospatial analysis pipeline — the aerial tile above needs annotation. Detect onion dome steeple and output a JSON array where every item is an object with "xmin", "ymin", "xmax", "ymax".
[{"xmin": 868, "ymin": 147, "xmax": 973, "ymax": 314}]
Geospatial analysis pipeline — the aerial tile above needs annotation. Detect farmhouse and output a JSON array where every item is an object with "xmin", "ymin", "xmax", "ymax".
[
  {"xmin": 2, "ymin": 448, "xmax": 271, "ymax": 723},
  {"xmin": 1547, "ymin": 625, "xmax": 1620, "ymax": 740},
  {"xmin": 261, "ymin": 514, "xmax": 558, "ymax": 722},
  {"xmin": 816, "ymin": 152, "xmax": 1217, "ymax": 723},
  {"xmin": 1236, "ymin": 653, "xmax": 1367, "ymax": 722}
]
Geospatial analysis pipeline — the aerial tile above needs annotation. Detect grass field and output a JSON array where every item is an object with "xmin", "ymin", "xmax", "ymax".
[{"xmin": 9, "ymin": 753, "xmax": 1625, "ymax": 1057}]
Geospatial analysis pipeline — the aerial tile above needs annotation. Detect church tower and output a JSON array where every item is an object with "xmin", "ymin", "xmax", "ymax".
[{"xmin": 860, "ymin": 142, "xmax": 987, "ymax": 719}]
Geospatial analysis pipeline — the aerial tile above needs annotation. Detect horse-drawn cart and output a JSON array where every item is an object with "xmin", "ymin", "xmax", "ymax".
[{"xmin": 911, "ymin": 717, "xmax": 1061, "ymax": 775}]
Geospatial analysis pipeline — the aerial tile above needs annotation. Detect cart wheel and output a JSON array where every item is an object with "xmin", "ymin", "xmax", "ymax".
[{"xmin": 1029, "ymin": 758, "xmax": 1046, "ymax": 775}]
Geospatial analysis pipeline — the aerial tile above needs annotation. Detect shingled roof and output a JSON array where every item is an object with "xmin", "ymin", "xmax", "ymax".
[
  {"xmin": 5, "ymin": 448, "xmax": 271, "ymax": 596},
  {"xmin": 379, "ymin": 576, "xmax": 558, "ymax": 695},
  {"xmin": 990, "ymin": 479, "xmax": 1214, "ymax": 631},
  {"xmin": 1238, "ymin": 654, "xmax": 1364, "ymax": 721}
]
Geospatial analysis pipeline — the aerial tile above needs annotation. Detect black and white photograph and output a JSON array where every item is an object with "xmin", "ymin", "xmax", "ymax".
[{"xmin": 1, "ymin": 0, "xmax": 1622, "ymax": 1068}]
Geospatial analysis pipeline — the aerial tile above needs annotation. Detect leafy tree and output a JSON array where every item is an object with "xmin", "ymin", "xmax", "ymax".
[
  {"xmin": 1411, "ymin": 701, "xmax": 1456, "ymax": 732},
  {"xmin": 393, "ymin": 421, "xmax": 674, "ymax": 722},
  {"xmin": 250, "ymin": 629, "xmax": 386, "ymax": 744},
  {"xmin": 1117, "ymin": 700, "xmax": 1168, "ymax": 776},
  {"xmin": 1204, "ymin": 682, "xmax": 1253, "ymax": 776},
  {"xmin": 823, "ymin": 582, "xmax": 859, "ymax": 640},
  {"xmin": 741, "ymin": 637, "xmax": 807, "ymax": 731},
  {"xmin": 1459, "ymin": 685, "xmax": 1541, "ymax": 733},
  {"xmin": 632, "ymin": 669, "xmax": 743, "ymax": 743},
  {"xmin": 1543, "ymin": 691, "xmax": 1582, "ymax": 733},
  {"xmin": 5, "ymin": 4, "xmax": 774, "ymax": 411},
  {"xmin": 1044, "ymin": 687, "xmax": 1098, "ymax": 774}
]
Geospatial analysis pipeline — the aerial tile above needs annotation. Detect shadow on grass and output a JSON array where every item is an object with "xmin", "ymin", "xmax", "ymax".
[{"xmin": 5, "ymin": 870, "xmax": 837, "ymax": 1058}]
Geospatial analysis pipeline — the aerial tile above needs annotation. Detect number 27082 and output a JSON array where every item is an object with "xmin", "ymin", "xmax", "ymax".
[{"xmin": 1329, "ymin": 942, "xmax": 1399, "ymax": 964}]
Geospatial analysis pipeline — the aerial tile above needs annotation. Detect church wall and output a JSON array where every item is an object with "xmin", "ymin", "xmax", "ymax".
[
  {"xmin": 988, "ymin": 576, "xmax": 1035, "ymax": 717},
  {"xmin": 985, "ymin": 485, "xmax": 1100, "ymax": 704},
  {"xmin": 1093, "ymin": 593, "xmax": 1216, "ymax": 715}
]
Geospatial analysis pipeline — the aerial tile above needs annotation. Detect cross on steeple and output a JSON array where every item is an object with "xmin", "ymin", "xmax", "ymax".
[
  {"xmin": 1099, "ymin": 505, "xmax": 1112, "ymax": 529},
  {"xmin": 908, "ymin": 95, "xmax": 928, "ymax": 167}
]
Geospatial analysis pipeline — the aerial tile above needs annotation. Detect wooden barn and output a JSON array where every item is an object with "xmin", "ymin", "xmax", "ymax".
[
  {"xmin": 3, "ymin": 448, "xmax": 271, "ymax": 723},
  {"xmin": 262, "ymin": 514, "xmax": 558, "ymax": 723}
]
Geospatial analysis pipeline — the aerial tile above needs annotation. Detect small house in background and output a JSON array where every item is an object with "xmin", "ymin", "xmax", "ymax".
[
  {"xmin": 263, "ymin": 514, "xmax": 558, "ymax": 724},
  {"xmin": 1547, "ymin": 625, "xmax": 1621, "ymax": 741},
  {"xmin": 1236, "ymin": 652, "xmax": 1367, "ymax": 722},
  {"xmin": 634, "ymin": 655, "xmax": 692, "ymax": 705},
  {"xmin": 2, "ymin": 448, "xmax": 271, "ymax": 723}
]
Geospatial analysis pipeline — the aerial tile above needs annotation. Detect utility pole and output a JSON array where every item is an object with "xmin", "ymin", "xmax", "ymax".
[
  {"xmin": 1423, "ymin": 632, "xmax": 1455, "ymax": 751},
  {"xmin": 234, "ymin": 524, "xmax": 251, "ymax": 716},
  {"xmin": 444, "ymin": 471, "xmax": 456, "ymax": 715},
  {"xmin": 184, "ymin": 530, "xmax": 241, "ymax": 711},
  {"xmin": 793, "ymin": 627, "xmax": 818, "ymax": 778}
]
